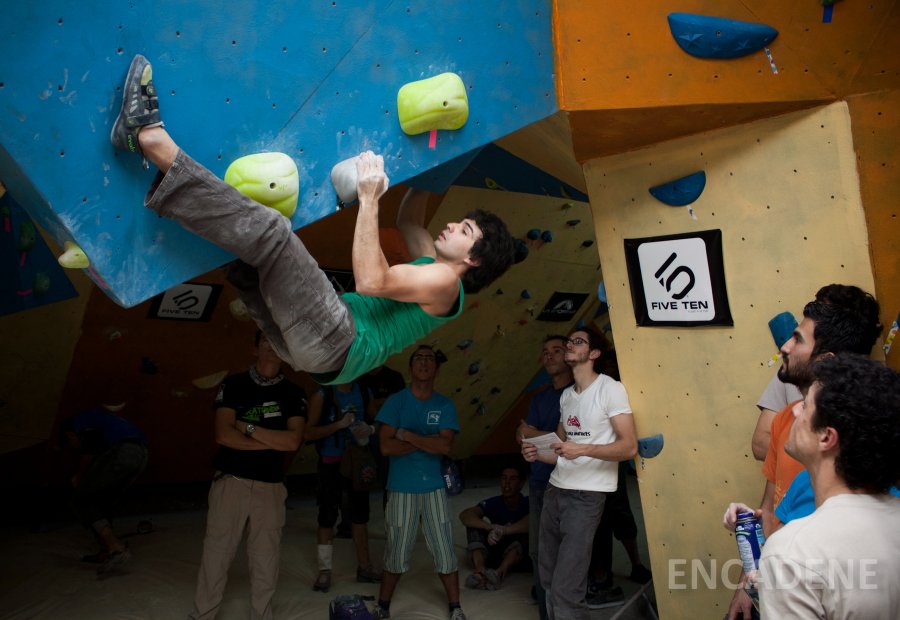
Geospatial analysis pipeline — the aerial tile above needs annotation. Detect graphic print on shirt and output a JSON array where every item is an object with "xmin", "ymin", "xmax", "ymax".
[{"xmin": 427, "ymin": 410, "xmax": 442, "ymax": 425}]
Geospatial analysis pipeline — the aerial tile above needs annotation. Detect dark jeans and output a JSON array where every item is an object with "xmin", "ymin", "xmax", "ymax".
[
  {"xmin": 146, "ymin": 150, "xmax": 354, "ymax": 374},
  {"xmin": 316, "ymin": 460, "xmax": 370, "ymax": 526},
  {"xmin": 539, "ymin": 485, "xmax": 607, "ymax": 620}
]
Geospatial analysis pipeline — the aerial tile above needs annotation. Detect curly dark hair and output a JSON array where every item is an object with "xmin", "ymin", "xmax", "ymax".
[
  {"xmin": 803, "ymin": 284, "xmax": 881, "ymax": 357},
  {"xmin": 810, "ymin": 354, "xmax": 900, "ymax": 493},
  {"xmin": 460, "ymin": 209, "xmax": 517, "ymax": 294},
  {"xmin": 568, "ymin": 327, "xmax": 609, "ymax": 374}
]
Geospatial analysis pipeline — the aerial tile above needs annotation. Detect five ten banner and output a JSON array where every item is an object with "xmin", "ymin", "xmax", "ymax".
[{"xmin": 624, "ymin": 229, "xmax": 733, "ymax": 327}]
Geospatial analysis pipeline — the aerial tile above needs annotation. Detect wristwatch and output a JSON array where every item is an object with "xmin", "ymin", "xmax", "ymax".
[{"xmin": 244, "ymin": 423, "xmax": 256, "ymax": 437}]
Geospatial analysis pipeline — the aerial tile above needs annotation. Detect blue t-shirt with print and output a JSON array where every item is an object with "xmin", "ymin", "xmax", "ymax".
[{"xmin": 377, "ymin": 387, "xmax": 459, "ymax": 493}]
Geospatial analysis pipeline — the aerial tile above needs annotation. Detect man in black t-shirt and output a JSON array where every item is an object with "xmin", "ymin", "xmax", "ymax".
[{"xmin": 189, "ymin": 331, "xmax": 307, "ymax": 620}]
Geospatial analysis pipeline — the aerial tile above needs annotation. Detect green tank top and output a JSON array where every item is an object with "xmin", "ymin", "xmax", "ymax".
[{"xmin": 311, "ymin": 257, "xmax": 463, "ymax": 385}]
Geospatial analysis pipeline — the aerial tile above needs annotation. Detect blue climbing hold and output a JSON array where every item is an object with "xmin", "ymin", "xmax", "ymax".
[
  {"xmin": 667, "ymin": 13, "xmax": 778, "ymax": 60},
  {"xmin": 649, "ymin": 171, "xmax": 707, "ymax": 207}
]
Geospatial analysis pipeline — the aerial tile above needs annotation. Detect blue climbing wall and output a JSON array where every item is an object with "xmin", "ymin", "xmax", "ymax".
[{"xmin": 0, "ymin": 1, "xmax": 557, "ymax": 307}]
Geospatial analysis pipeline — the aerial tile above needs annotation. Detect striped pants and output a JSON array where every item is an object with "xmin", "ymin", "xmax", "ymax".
[{"xmin": 383, "ymin": 488, "xmax": 457, "ymax": 574}]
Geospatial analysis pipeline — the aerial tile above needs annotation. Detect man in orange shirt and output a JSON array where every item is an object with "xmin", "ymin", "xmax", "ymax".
[{"xmin": 723, "ymin": 283, "xmax": 882, "ymax": 620}]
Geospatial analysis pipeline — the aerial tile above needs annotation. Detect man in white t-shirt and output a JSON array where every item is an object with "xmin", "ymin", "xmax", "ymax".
[
  {"xmin": 758, "ymin": 354, "xmax": 900, "ymax": 619},
  {"xmin": 522, "ymin": 328, "xmax": 637, "ymax": 620}
]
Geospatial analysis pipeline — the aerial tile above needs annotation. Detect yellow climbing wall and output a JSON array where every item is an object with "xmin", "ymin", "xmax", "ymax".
[{"xmin": 584, "ymin": 103, "xmax": 878, "ymax": 616}]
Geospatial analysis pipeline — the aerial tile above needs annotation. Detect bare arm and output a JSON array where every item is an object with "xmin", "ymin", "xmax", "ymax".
[
  {"xmin": 378, "ymin": 422, "xmax": 417, "ymax": 456},
  {"xmin": 751, "ymin": 408, "xmax": 777, "ymax": 461},
  {"xmin": 302, "ymin": 391, "xmax": 354, "ymax": 442},
  {"xmin": 553, "ymin": 414, "xmax": 638, "ymax": 462},
  {"xmin": 215, "ymin": 408, "xmax": 270, "ymax": 451},
  {"xmin": 396, "ymin": 427, "xmax": 454, "ymax": 456},
  {"xmin": 396, "ymin": 187, "xmax": 436, "ymax": 259},
  {"xmin": 352, "ymin": 153, "xmax": 458, "ymax": 314},
  {"xmin": 233, "ymin": 415, "xmax": 305, "ymax": 452},
  {"xmin": 459, "ymin": 505, "xmax": 491, "ymax": 531}
]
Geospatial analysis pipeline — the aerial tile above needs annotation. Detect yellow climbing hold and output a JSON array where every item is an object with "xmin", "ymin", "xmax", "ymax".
[
  {"xmin": 192, "ymin": 370, "xmax": 229, "ymax": 389},
  {"xmin": 397, "ymin": 72, "xmax": 469, "ymax": 135},
  {"xmin": 58, "ymin": 241, "xmax": 90, "ymax": 269},
  {"xmin": 224, "ymin": 152, "xmax": 299, "ymax": 219}
]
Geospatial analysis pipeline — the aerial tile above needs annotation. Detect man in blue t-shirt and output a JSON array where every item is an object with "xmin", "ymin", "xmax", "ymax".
[
  {"xmin": 373, "ymin": 345, "xmax": 465, "ymax": 620},
  {"xmin": 459, "ymin": 462, "xmax": 530, "ymax": 590},
  {"xmin": 516, "ymin": 335, "xmax": 573, "ymax": 618}
]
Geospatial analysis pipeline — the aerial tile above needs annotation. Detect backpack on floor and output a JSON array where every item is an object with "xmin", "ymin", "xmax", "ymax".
[{"xmin": 329, "ymin": 594, "xmax": 374, "ymax": 620}]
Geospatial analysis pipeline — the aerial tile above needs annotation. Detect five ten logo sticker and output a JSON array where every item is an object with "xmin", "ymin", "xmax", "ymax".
[{"xmin": 637, "ymin": 237, "xmax": 715, "ymax": 322}]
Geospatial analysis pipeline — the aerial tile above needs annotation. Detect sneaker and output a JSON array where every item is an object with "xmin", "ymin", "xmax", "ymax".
[
  {"xmin": 357, "ymin": 564, "xmax": 383, "ymax": 583},
  {"xmin": 371, "ymin": 604, "xmax": 390, "ymax": 619},
  {"xmin": 449, "ymin": 608, "xmax": 467, "ymax": 620},
  {"xmin": 585, "ymin": 585, "xmax": 625, "ymax": 610},
  {"xmin": 484, "ymin": 568, "xmax": 503, "ymax": 589},
  {"xmin": 96, "ymin": 548, "xmax": 132, "ymax": 577},
  {"xmin": 629, "ymin": 564, "xmax": 653, "ymax": 584},
  {"xmin": 110, "ymin": 54, "xmax": 164, "ymax": 167},
  {"xmin": 313, "ymin": 569, "xmax": 331, "ymax": 592},
  {"xmin": 587, "ymin": 574, "xmax": 614, "ymax": 595}
]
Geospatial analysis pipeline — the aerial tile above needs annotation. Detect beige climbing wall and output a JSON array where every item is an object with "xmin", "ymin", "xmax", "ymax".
[
  {"xmin": 583, "ymin": 102, "xmax": 877, "ymax": 617},
  {"xmin": 0, "ymin": 220, "xmax": 93, "ymax": 453}
]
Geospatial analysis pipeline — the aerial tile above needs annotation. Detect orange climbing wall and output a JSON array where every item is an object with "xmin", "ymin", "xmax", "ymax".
[{"xmin": 553, "ymin": 0, "xmax": 900, "ymax": 161}]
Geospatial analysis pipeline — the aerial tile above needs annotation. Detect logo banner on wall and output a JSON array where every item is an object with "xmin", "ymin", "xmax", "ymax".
[
  {"xmin": 538, "ymin": 291, "xmax": 589, "ymax": 322},
  {"xmin": 624, "ymin": 229, "xmax": 732, "ymax": 327}
]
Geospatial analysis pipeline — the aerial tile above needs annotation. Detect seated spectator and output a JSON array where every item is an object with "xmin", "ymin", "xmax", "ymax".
[{"xmin": 458, "ymin": 462, "xmax": 530, "ymax": 590}]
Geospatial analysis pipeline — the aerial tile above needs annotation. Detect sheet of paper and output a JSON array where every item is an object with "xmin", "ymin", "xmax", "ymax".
[{"xmin": 524, "ymin": 432, "xmax": 562, "ymax": 454}]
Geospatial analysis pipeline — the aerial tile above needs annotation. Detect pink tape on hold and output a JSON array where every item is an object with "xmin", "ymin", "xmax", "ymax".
[
  {"xmin": 19, "ymin": 252, "xmax": 27, "ymax": 267},
  {"xmin": 16, "ymin": 289, "xmax": 33, "ymax": 296},
  {"xmin": 87, "ymin": 265, "xmax": 109, "ymax": 290},
  {"xmin": 428, "ymin": 129, "xmax": 438, "ymax": 149}
]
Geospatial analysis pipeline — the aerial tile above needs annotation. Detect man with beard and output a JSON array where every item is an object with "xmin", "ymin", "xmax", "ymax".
[
  {"xmin": 522, "ymin": 328, "xmax": 637, "ymax": 620},
  {"xmin": 758, "ymin": 354, "xmax": 900, "ymax": 618},
  {"xmin": 723, "ymin": 284, "xmax": 881, "ymax": 620}
]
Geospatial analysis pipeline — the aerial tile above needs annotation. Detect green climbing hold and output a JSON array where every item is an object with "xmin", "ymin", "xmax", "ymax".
[{"xmin": 224, "ymin": 152, "xmax": 299, "ymax": 219}]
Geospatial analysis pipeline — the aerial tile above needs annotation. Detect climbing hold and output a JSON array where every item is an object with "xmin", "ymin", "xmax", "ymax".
[
  {"xmin": 667, "ymin": 13, "xmax": 778, "ymax": 59},
  {"xmin": 649, "ymin": 171, "xmax": 707, "ymax": 207},
  {"xmin": 495, "ymin": 324, "xmax": 506, "ymax": 337},
  {"xmin": 490, "ymin": 386, "xmax": 501, "ymax": 395},
  {"xmin": 224, "ymin": 152, "xmax": 299, "ymax": 218},
  {"xmin": 581, "ymin": 240, "xmax": 594, "ymax": 248},
  {"xmin": 397, "ymin": 72, "xmax": 469, "ymax": 135},
  {"xmin": 17, "ymin": 221, "xmax": 36, "ymax": 252},
  {"xmin": 467, "ymin": 362, "xmax": 480, "ymax": 375},
  {"xmin": 597, "ymin": 281, "xmax": 607, "ymax": 304},
  {"xmin": 456, "ymin": 339, "xmax": 473, "ymax": 351},
  {"xmin": 520, "ymin": 290, "xmax": 532, "ymax": 300},
  {"xmin": 229, "ymin": 298, "xmax": 251, "ymax": 321},
  {"xmin": 192, "ymin": 370, "xmax": 229, "ymax": 389},
  {"xmin": 57, "ymin": 241, "xmax": 90, "ymax": 269},
  {"xmin": 560, "ymin": 202, "xmax": 574, "ymax": 211},
  {"xmin": 331, "ymin": 155, "xmax": 360, "ymax": 205},
  {"xmin": 637, "ymin": 434, "xmax": 665, "ymax": 458},
  {"xmin": 513, "ymin": 238, "xmax": 529, "ymax": 263},
  {"xmin": 566, "ymin": 219, "xmax": 581, "ymax": 227},
  {"xmin": 540, "ymin": 230, "xmax": 553, "ymax": 243},
  {"xmin": 495, "ymin": 288, "xmax": 504, "ymax": 295},
  {"xmin": 768, "ymin": 311, "xmax": 797, "ymax": 349},
  {"xmin": 33, "ymin": 272, "xmax": 50, "ymax": 295},
  {"xmin": 470, "ymin": 396, "xmax": 481, "ymax": 405},
  {"xmin": 140, "ymin": 357, "xmax": 158, "ymax": 375},
  {"xmin": 526, "ymin": 228, "xmax": 541, "ymax": 240}
]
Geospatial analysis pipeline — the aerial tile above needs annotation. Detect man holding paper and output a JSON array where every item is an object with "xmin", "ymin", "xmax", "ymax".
[
  {"xmin": 522, "ymin": 328, "xmax": 637, "ymax": 620},
  {"xmin": 516, "ymin": 335, "xmax": 572, "ymax": 619}
]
